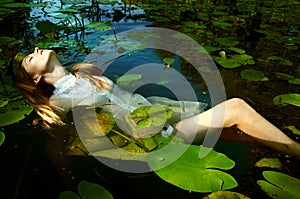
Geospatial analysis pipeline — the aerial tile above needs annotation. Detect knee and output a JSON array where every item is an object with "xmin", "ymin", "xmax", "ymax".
[{"xmin": 226, "ymin": 98, "xmax": 252, "ymax": 111}]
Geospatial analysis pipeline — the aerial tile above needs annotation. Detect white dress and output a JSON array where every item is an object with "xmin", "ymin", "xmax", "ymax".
[{"xmin": 50, "ymin": 73, "xmax": 208, "ymax": 137}]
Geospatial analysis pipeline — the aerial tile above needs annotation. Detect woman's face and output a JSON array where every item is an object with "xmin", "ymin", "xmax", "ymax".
[{"xmin": 22, "ymin": 47, "xmax": 59, "ymax": 84}]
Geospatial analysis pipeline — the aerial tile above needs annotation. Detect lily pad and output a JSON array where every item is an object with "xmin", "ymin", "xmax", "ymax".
[
  {"xmin": 255, "ymin": 158, "xmax": 282, "ymax": 169},
  {"xmin": 214, "ymin": 57, "xmax": 241, "ymax": 68},
  {"xmin": 127, "ymin": 31, "xmax": 161, "ymax": 42},
  {"xmin": 215, "ymin": 37, "xmax": 239, "ymax": 47},
  {"xmin": 130, "ymin": 106, "xmax": 173, "ymax": 128},
  {"xmin": 59, "ymin": 180, "xmax": 113, "ymax": 199},
  {"xmin": 85, "ymin": 21, "xmax": 111, "ymax": 31},
  {"xmin": 212, "ymin": 21, "xmax": 233, "ymax": 28},
  {"xmin": 257, "ymin": 171, "xmax": 300, "ymax": 199},
  {"xmin": 203, "ymin": 190, "xmax": 250, "ymax": 199},
  {"xmin": 0, "ymin": 131, "xmax": 5, "ymax": 146},
  {"xmin": 116, "ymin": 74, "xmax": 142, "ymax": 86},
  {"xmin": 163, "ymin": 57, "xmax": 175, "ymax": 65},
  {"xmin": 284, "ymin": 125, "xmax": 300, "ymax": 135},
  {"xmin": 147, "ymin": 144, "xmax": 237, "ymax": 193},
  {"xmin": 275, "ymin": 72, "xmax": 294, "ymax": 80},
  {"xmin": 273, "ymin": 93, "xmax": 300, "ymax": 107},
  {"xmin": 289, "ymin": 78, "xmax": 300, "ymax": 85},
  {"xmin": 241, "ymin": 69, "xmax": 269, "ymax": 81},
  {"xmin": 0, "ymin": 106, "xmax": 33, "ymax": 127}
]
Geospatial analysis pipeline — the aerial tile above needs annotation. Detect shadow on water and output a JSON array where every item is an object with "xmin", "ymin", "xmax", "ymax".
[{"xmin": 0, "ymin": 0, "xmax": 300, "ymax": 199}]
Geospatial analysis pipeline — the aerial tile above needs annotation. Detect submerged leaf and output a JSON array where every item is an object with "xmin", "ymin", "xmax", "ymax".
[
  {"xmin": 257, "ymin": 171, "xmax": 300, "ymax": 199},
  {"xmin": 273, "ymin": 93, "xmax": 300, "ymax": 107},
  {"xmin": 116, "ymin": 74, "xmax": 142, "ymax": 86},
  {"xmin": 147, "ymin": 144, "xmax": 237, "ymax": 193},
  {"xmin": 241, "ymin": 69, "xmax": 269, "ymax": 81},
  {"xmin": 203, "ymin": 190, "xmax": 250, "ymax": 199},
  {"xmin": 255, "ymin": 158, "xmax": 282, "ymax": 169},
  {"xmin": 85, "ymin": 21, "xmax": 111, "ymax": 31},
  {"xmin": 78, "ymin": 180, "xmax": 113, "ymax": 199}
]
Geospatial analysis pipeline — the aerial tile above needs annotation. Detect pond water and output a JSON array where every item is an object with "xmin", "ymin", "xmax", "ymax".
[{"xmin": 0, "ymin": 0, "xmax": 300, "ymax": 199}]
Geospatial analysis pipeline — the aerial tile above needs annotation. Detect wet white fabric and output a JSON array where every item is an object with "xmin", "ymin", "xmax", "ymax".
[{"xmin": 50, "ymin": 74, "xmax": 208, "ymax": 137}]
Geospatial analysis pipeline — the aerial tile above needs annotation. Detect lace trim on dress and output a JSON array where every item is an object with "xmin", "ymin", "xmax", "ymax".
[{"xmin": 53, "ymin": 73, "xmax": 77, "ymax": 96}]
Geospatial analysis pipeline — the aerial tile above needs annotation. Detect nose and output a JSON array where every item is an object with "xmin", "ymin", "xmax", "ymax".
[{"xmin": 34, "ymin": 47, "xmax": 39, "ymax": 54}]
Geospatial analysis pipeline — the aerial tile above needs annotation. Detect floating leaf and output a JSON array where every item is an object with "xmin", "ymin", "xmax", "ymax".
[
  {"xmin": 255, "ymin": 158, "xmax": 282, "ymax": 169},
  {"xmin": 215, "ymin": 37, "xmax": 239, "ymax": 47},
  {"xmin": 0, "ymin": 131, "xmax": 5, "ymax": 146},
  {"xmin": 284, "ymin": 125, "xmax": 300, "ymax": 135},
  {"xmin": 78, "ymin": 180, "xmax": 113, "ymax": 199},
  {"xmin": 59, "ymin": 191, "xmax": 80, "ymax": 199},
  {"xmin": 203, "ymin": 190, "xmax": 250, "ymax": 199},
  {"xmin": 212, "ymin": 21, "xmax": 233, "ymax": 28},
  {"xmin": 116, "ymin": 74, "xmax": 142, "ymax": 86},
  {"xmin": 241, "ymin": 69, "xmax": 269, "ymax": 81},
  {"xmin": 289, "ymin": 78, "xmax": 300, "ymax": 85},
  {"xmin": 275, "ymin": 72, "xmax": 294, "ymax": 80},
  {"xmin": 163, "ymin": 57, "xmax": 175, "ymax": 65},
  {"xmin": 131, "ymin": 106, "xmax": 172, "ymax": 128},
  {"xmin": 273, "ymin": 93, "xmax": 300, "ymax": 107},
  {"xmin": 147, "ymin": 144, "xmax": 237, "ymax": 193},
  {"xmin": 183, "ymin": 21, "xmax": 207, "ymax": 29},
  {"xmin": 92, "ymin": 143, "xmax": 147, "ymax": 161},
  {"xmin": 231, "ymin": 54, "xmax": 254, "ymax": 65},
  {"xmin": 0, "ymin": 106, "xmax": 33, "ymax": 127},
  {"xmin": 214, "ymin": 56, "xmax": 241, "ymax": 68},
  {"xmin": 85, "ymin": 21, "xmax": 111, "ymax": 31},
  {"xmin": 228, "ymin": 47, "xmax": 246, "ymax": 54},
  {"xmin": 0, "ymin": 99, "xmax": 8, "ymax": 108},
  {"xmin": 257, "ymin": 171, "xmax": 300, "ymax": 199},
  {"xmin": 59, "ymin": 181, "xmax": 113, "ymax": 199},
  {"xmin": 280, "ymin": 59, "xmax": 293, "ymax": 66}
]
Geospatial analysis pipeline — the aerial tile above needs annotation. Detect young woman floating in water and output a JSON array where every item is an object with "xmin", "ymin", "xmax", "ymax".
[{"xmin": 15, "ymin": 47, "xmax": 300, "ymax": 157}]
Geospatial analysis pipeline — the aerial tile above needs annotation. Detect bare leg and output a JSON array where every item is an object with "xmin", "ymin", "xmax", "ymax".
[{"xmin": 174, "ymin": 98, "xmax": 300, "ymax": 156}]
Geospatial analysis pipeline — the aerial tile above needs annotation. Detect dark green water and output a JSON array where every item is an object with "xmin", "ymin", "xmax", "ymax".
[{"xmin": 0, "ymin": 0, "xmax": 299, "ymax": 198}]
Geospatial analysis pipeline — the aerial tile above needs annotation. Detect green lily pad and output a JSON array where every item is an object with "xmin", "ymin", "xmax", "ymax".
[
  {"xmin": 0, "ymin": 131, "xmax": 5, "ymax": 146},
  {"xmin": 78, "ymin": 180, "xmax": 113, "ymax": 199},
  {"xmin": 203, "ymin": 190, "xmax": 250, "ymax": 199},
  {"xmin": 212, "ymin": 21, "xmax": 233, "ymax": 28},
  {"xmin": 289, "ymin": 78, "xmax": 300, "ymax": 85},
  {"xmin": 228, "ymin": 47, "xmax": 246, "ymax": 54},
  {"xmin": 255, "ymin": 158, "xmax": 282, "ymax": 169},
  {"xmin": 0, "ymin": 99, "xmax": 8, "ymax": 108},
  {"xmin": 92, "ymin": 143, "xmax": 147, "ymax": 161},
  {"xmin": 85, "ymin": 21, "xmax": 111, "ymax": 31},
  {"xmin": 280, "ymin": 59, "xmax": 293, "ymax": 66},
  {"xmin": 147, "ymin": 144, "xmax": 237, "ymax": 193},
  {"xmin": 130, "ymin": 106, "xmax": 173, "ymax": 128},
  {"xmin": 273, "ymin": 93, "xmax": 300, "ymax": 107},
  {"xmin": 231, "ymin": 54, "xmax": 254, "ymax": 65},
  {"xmin": 257, "ymin": 171, "xmax": 300, "ymax": 199},
  {"xmin": 214, "ymin": 57, "xmax": 241, "ymax": 68},
  {"xmin": 215, "ymin": 37, "xmax": 239, "ymax": 47},
  {"xmin": 116, "ymin": 74, "xmax": 142, "ymax": 86},
  {"xmin": 284, "ymin": 125, "xmax": 300, "ymax": 135},
  {"xmin": 0, "ymin": 106, "xmax": 33, "ymax": 127},
  {"xmin": 59, "ymin": 180, "xmax": 113, "ymax": 199},
  {"xmin": 163, "ymin": 57, "xmax": 175, "ymax": 65},
  {"xmin": 241, "ymin": 69, "xmax": 269, "ymax": 81},
  {"xmin": 275, "ymin": 72, "xmax": 294, "ymax": 80}
]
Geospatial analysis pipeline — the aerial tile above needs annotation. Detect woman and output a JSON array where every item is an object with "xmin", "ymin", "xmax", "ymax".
[{"xmin": 15, "ymin": 47, "xmax": 300, "ymax": 157}]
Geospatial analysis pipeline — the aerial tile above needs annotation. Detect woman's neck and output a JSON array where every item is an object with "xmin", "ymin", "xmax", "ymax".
[{"xmin": 43, "ymin": 64, "xmax": 68, "ymax": 85}]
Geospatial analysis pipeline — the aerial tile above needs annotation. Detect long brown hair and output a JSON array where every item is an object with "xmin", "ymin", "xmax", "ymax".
[{"xmin": 15, "ymin": 61, "xmax": 107, "ymax": 129}]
